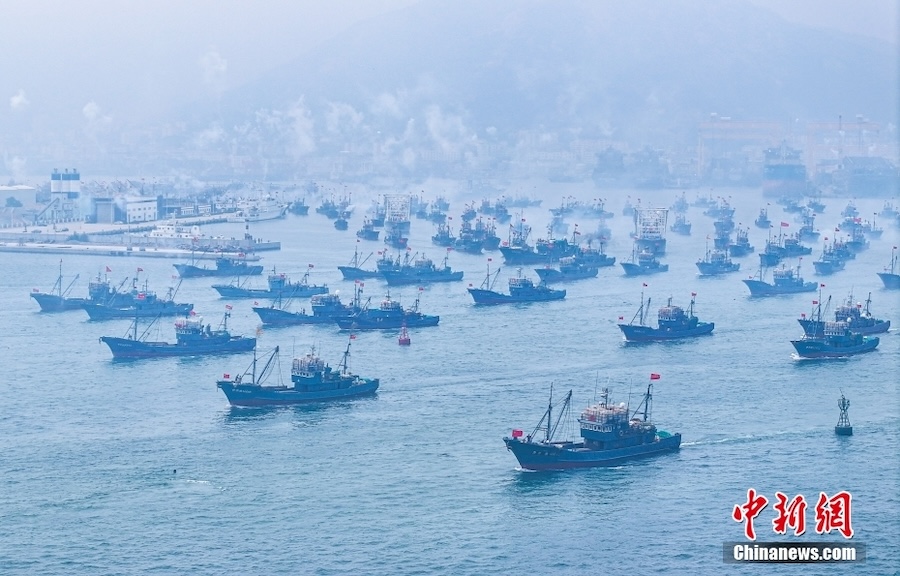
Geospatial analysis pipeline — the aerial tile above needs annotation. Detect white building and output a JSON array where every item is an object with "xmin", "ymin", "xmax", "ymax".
[{"xmin": 124, "ymin": 196, "xmax": 158, "ymax": 223}]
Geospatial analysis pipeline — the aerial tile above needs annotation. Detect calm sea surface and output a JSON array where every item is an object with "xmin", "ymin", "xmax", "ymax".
[{"xmin": 1, "ymin": 185, "xmax": 897, "ymax": 575}]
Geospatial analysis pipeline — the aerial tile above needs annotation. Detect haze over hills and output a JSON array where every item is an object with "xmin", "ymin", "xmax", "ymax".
[{"xmin": 3, "ymin": 0, "xmax": 897, "ymax": 182}]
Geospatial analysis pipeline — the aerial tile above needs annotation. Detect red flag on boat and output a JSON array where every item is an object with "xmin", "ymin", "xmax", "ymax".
[
  {"xmin": 835, "ymin": 228, "xmax": 840, "ymax": 232},
  {"xmin": 511, "ymin": 429, "xmax": 524, "ymax": 438},
  {"xmin": 820, "ymin": 283, "xmax": 825, "ymax": 288},
  {"xmin": 32, "ymin": 288, "xmax": 39, "ymax": 292},
  {"xmin": 618, "ymin": 316, "xmax": 624, "ymax": 321},
  {"xmin": 253, "ymin": 301, "xmax": 259, "ymax": 306},
  {"xmin": 308, "ymin": 263, "xmax": 314, "ymax": 268},
  {"xmin": 223, "ymin": 373, "xmax": 230, "ymax": 379},
  {"xmin": 137, "ymin": 267, "xmax": 144, "ymax": 272},
  {"xmin": 137, "ymin": 293, "xmax": 146, "ymax": 300},
  {"xmin": 349, "ymin": 334, "xmax": 357, "ymax": 340},
  {"xmin": 642, "ymin": 282, "xmax": 648, "ymax": 287},
  {"xmin": 487, "ymin": 258, "xmax": 492, "ymax": 262},
  {"xmin": 780, "ymin": 222, "xmax": 789, "ymax": 227},
  {"xmin": 691, "ymin": 292, "xmax": 697, "ymax": 297},
  {"xmin": 650, "ymin": 373, "xmax": 661, "ymax": 380},
  {"xmin": 225, "ymin": 304, "xmax": 232, "ymax": 310},
  {"xmin": 105, "ymin": 266, "xmax": 112, "ymax": 273},
  {"xmin": 812, "ymin": 300, "xmax": 818, "ymax": 305}
]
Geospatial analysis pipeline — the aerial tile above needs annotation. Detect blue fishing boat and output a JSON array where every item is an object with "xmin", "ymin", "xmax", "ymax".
[
  {"xmin": 289, "ymin": 198, "xmax": 309, "ymax": 215},
  {"xmin": 807, "ymin": 196, "xmax": 826, "ymax": 214},
  {"xmin": 727, "ymin": 227, "xmax": 755, "ymax": 257},
  {"xmin": 335, "ymin": 289, "xmax": 439, "ymax": 329},
  {"xmin": 499, "ymin": 222, "xmax": 577, "ymax": 264},
  {"xmin": 877, "ymin": 246, "xmax": 900, "ymax": 289},
  {"xmin": 798, "ymin": 210, "xmax": 820, "ymax": 242},
  {"xmin": 212, "ymin": 267, "xmax": 328, "ymax": 299},
  {"xmin": 382, "ymin": 251, "xmax": 464, "ymax": 285},
  {"xmin": 334, "ymin": 217, "xmax": 349, "ymax": 231},
  {"xmin": 468, "ymin": 263, "xmax": 566, "ymax": 305},
  {"xmin": 503, "ymin": 378, "xmax": 681, "ymax": 471},
  {"xmin": 100, "ymin": 311, "xmax": 255, "ymax": 359},
  {"xmin": 791, "ymin": 322, "xmax": 879, "ymax": 358},
  {"xmin": 696, "ymin": 247, "xmax": 740, "ymax": 276},
  {"xmin": 173, "ymin": 255, "xmax": 263, "ymax": 278},
  {"xmin": 217, "ymin": 340, "xmax": 379, "ymax": 407},
  {"xmin": 812, "ymin": 242, "xmax": 847, "ymax": 275},
  {"xmin": 30, "ymin": 260, "xmax": 88, "ymax": 312},
  {"xmin": 841, "ymin": 201, "xmax": 858, "ymax": 218},
  {"xmin": 759, "ymin": 230, "xmax": 813, "ymax": 267},
  {"xmin": 82, "ymin": 276, "xmax": 193, "ymax": 320},
  {"xmin": 337, "ymin": 243, "xmax": 379, "ymax": 280},
  {"xmin": 669, "ymin": 213, "xmax": 691, "ymax": 235},
  {"xmin": 798, "ymin": 291, "xmax": 890, "ymax": 337},
  {"xmin": 618, "ymin": 289, "xmax": 714, "ymax": 342},
  {"xmin": 621, "ymin": 248, "xmax": 668, "ymax": 276},
  {"xmin": 534, "ymin": 256, "xmax": 598, "ymax": 283},
  {"xmin": 431, "ymin": 222, "xmax": 455, "ymax": 247},
  {"xmin": 253, "ymin": 283, "xmax": 364, "ymax": 327},
  {"xmin": 671, "ymin": 192, "xmax": 689, "ymax": 213},
  {"xmin": 754, "ymin": 207, "xmax": 772, "ymax": 229},
  {"xmin": 742, "ymin": 263, "xmax": 817, "ymax": 296},
  {"xmin": 356, "ymin": 219, "xmax": 379, "ymax": 240}
]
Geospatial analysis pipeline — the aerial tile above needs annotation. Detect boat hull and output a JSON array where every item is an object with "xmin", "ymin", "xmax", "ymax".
[
  {"xmin": 534, "ymin": 267, "xmax": 598, "ymax": 283},
  {"xmin": 212, "ymin": 285, "xmax": 328, "ymax": 299},
  {"xmin": 101, "ymin": 336, "xmax": 256, "ymax": 359},
  {"xmin": 83, "ymin": 302, "xmax": 194, "ymax": 320},
  {"xmin": 504, "ymin": 435, "xmax": 681, "ymax": 471},
  {"xmin": 30, "ymin": 293, "xmax": 89, "ymax": 312},
  {"xmin": 696, "ymin": 262, "xmax": 740, "ymax": 276},
  {"xmin": 467, "ymin": 288, "xmax": 566, "ymax": 305},
  {"xmin": 813, "ymin": 260, "xmax": 845, "ymax": 275},
  {"xmin": 253, "ymin": 306, "xmax": 345, "ymax": 326},
  {"xmin": 334, "ymin": 315, "xmax": 440, "ymax": 330},
  {"xmin": 217, "ymin": 379, "xmax": 379, "ymax": 407},
  {"xmin": 621, "ymin": 262, "xmax": 669, "ymax": 276},
  {"xmin": 173, "ymin": 263, "xmax": 264, "ymax": 278},
  {"xmin": 337, "ymin": 266, "xmax": 380, "ymax": 280},
  {"xmin": 877, "ymin": 272, "xmax": 900, "ymax": 289},
  {"xmin": 618, "ymin": 322, "xmax": 715, "ymax": 341},
  {"xmin": 381, "ymin": 270, "xmax": 464, "ymax": 285},
  {"xmin": 742, "ymin": 279, "xmax": 817, "ymax": 296},
  {"xmin": 791, "ymin": 337, "xmax": 879, "ymax": 358}
]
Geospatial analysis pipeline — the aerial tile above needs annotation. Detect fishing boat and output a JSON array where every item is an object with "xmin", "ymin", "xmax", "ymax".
[
  {"xmin": 216, "ymin": 340, "xmax": 379, "ymax": 407},
  {"xmin": 632, "ymin": 207, "xmax": 667, "ymax": 255},
  {"xmin": 754, "ymin": 208, "xmax": 772, "ymax": 229},
  {"xmin": 334, "ymin": 217, "xmax": 349, "ymax": 231},
  {"xmin": 798, "ymin": 291, "xmax": 890, "ymax": 337},
  {"xmin": 618, "ymin": 289, "xmax": 714, "ymax": 342},
  {"xmin": 381, "ymin": 251, "xmax": 464, "ymax": 285},
  {"xmin": 841, "ymin": 201, "xmax": 859, "ymax": 218},
  {"xmin": 742, "ymin": 263, "xmax": 817, "ymax": 296},
  {"xmin": 798, "ymin": 211, "xmax": 820, "ymax": 242},
  {"xmin": 100, "ymin": 311, "xmax": 255, "ymax": 359},
  {"xmin": 431, "ymin": 222, "xmax": 455, "ymax": 247},
  {"xmin": 621, "ymin": 248, "xmax": 668, "ymax": 276},
  {"xmin": 467, "ymin": 262, "xmax": 566, "ymax": 305},
  {"xmin": 759, "ymin": 231, "xmax": 813, "ymax": 267},
  {"xmin": 499, "ymin": 222, "xmax": 577, "ymax": 264},
  {"xmin": 727, "ymin": 228, "xmax": 755, "ymax": 257},
  {"xmin": 877, "ymin": 246, "xmax": 900, "ymax": 289},
  {"xmin": 212, "ymin": 267, "xmax": 328, "ymax": 299},
  {"xmin": 30, "ymin": 260, "xmax": 87, "ymax": 312},
  {"xmin": 671, "ymin": 192, "xmax": 689, "ymax": 213},
  {"xmin": 534, "ymin": 256, "xmax": 599, "ymax": 283},
  {"xmin": 503, "ymin": 378, "xmax": 681, "ymax": 471},
  {"xmin": 669, "ymin": 214, "xmax": 691, "ymax": 235},
  {"xmin": 253, "ymin": 283, "xmax": 364, "ymax": 327},
  {"xmin": 335, "ymin": 289, "xmax": 439, "ymax": 330},
  {"xmin": 807, "ymin": 197, "xmax": 826, "ymax": 214},
  {"xmin": 812, "ymin": 242, "xmax": 847, "ymax": 275},
  {"xmin": 337, "ymin": 242, "xmax": 379, "ymax": 280},
  {"xmin": 82, "ymin": 276, "xmax": 193, "ymax": 320},
  {"xmin": 879, "ymin": 200, "xmax": 898, "ymax": 219},
  {"xmin": 696, "ymin": 247, "xmax": 740, "ymax": 276},
  {"xmin": 173, "ymin": 255, "xmax": 263, "ymax": 278},
  {"xmin": 790, "ymin": 322, "xmax": 879, "ymax": 358},
  {"xmin": 289, "ymin": 198, "xmax": 309, "ymax": 215}
]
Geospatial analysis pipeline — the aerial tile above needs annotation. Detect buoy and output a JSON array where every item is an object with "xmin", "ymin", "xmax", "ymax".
[{"xmin": 398, "ymin": 324, "xmax": 411, "ymax": 346}]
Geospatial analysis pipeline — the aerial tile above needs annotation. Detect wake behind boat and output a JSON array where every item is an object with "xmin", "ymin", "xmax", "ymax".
[{"xmin": 504, "ymin": 377, "xmax": 681, "ymax": 471}]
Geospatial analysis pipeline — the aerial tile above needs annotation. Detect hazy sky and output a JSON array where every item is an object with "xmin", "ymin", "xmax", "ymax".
[{"xmin": 1, "ymin": 0, "xmax": 895, "ymax": 164}]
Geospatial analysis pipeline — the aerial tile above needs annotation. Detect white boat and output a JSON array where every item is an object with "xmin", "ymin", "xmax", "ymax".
[{"xmin": 227, "ymin": 198, "xmax": 289, "ymax": 223}]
